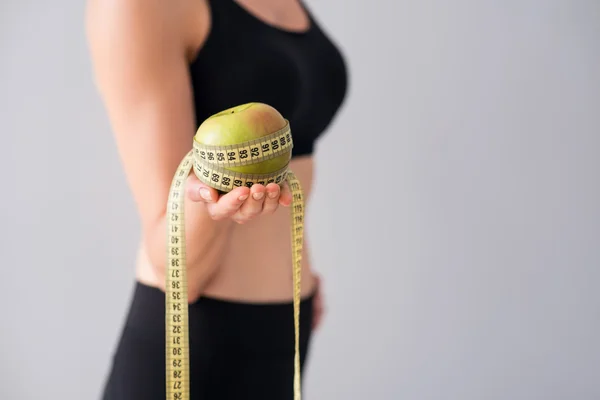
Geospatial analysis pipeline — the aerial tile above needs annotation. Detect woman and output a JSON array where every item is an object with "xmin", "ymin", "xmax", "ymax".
[{"xmin": 86, "ymin": 0, "xmax": 348, "ymax": 398}]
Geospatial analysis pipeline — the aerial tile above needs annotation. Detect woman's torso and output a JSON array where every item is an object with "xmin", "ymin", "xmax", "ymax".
[{"xmin": 135, "ymin": 0, "xmax": 348, "ymax": 302}]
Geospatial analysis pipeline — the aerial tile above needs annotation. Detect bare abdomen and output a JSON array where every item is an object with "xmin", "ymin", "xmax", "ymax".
[{"xmin": 136, "ymin": 156, "xmax": 317, "ymax": 302}]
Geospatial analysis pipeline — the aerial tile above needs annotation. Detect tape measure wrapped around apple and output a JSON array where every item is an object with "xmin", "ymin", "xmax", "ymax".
[{"xmin": 165, "ymin": 102, "xmax": 305, "ymax": 400}]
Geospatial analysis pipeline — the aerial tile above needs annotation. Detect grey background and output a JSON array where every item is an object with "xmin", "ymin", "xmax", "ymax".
[{"xmin": 1, "ymin": 1, "xmax": 599, "ymax": 399}]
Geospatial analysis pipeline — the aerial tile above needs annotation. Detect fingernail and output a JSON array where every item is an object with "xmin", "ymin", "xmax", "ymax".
[
  {"xmin": 199, "ymin": 188, "xmax": 211, "ymax": 201},
  {"xmin": 268, "ymin": 191, "xmax": 278, "ymax": 199},
  {"xmin": 252, "ymin": 192, "xmax": 264, "ymax": 200},
  {"xmin": 238, "ymin": 194, "xmax": 249, "ymax": 201}
]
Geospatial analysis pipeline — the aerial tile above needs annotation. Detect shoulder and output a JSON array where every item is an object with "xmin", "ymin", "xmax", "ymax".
[
  {"xmin": 85, "ymin": 0, "xmax": 177, "ymax": 46},
  {"xmin": 85, "ymin": 0, "xmax": 209, "ymax": 62}
]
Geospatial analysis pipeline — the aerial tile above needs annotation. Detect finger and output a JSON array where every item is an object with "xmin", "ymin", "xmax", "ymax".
[
  {"xmin": 278, "ymin": 181, "xmax": 293, "ymax": 207},
  {"xmin": 262, "ymin": 183, "xmax": 281, "ymax": 215},
  {"xmin": 313, "ymin": 312, "xmax": 321, "ymax": 330},
  {"xmin": 313, "ymin": 297, "xmax": 325, "ymax": 329},
  {"xmin": 234, "ymin": 184, "xmax": 266, "ymax": 223},
  {"xmin": 312, "ymin": 274, "xmax": 324, "ymax": 329},
  {"xmin": 206, "ymin": 186, "xmax": 251, "ymax": 220},
  {"xmin": 187, "ymin": 176, "xmax": 219, "ymax": 203},
  {"xmin": 312, "ymin": 303, "xmax": 323, "ymax": 329},
  {"xmin": 313, "ymin": 273, "xmax": 321, "ymax": 287}
]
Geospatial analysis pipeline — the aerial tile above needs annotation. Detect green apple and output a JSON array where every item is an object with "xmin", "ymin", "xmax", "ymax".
[{"xmin": 194, "ymin": 102, "xmax": 291, "ymax": 174}]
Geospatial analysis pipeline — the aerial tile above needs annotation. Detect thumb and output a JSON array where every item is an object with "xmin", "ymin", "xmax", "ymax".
[{"xmin": 186, "ymin": 175, "xmax": 218, "ymax": 203}]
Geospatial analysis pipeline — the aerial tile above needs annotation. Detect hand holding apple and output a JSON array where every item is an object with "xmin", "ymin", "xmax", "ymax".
[
  {"xmin": 187, "ymin": 102, "xmax": 294, "ymax": 224},
  {"xmin": 186, "ymin": 174, "xmax": 292, "ymax": 223}
]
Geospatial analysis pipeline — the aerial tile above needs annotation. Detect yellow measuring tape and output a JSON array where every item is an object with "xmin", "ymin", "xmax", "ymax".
[{"xmin": 165, "ymin": 117, "xmax": 304, "ymax": 400}]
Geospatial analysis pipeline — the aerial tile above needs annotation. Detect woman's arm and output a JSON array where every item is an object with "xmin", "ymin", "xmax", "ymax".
[{"xmin": 85, "ymin": 0, "xmax": 252, "ymax": 298}]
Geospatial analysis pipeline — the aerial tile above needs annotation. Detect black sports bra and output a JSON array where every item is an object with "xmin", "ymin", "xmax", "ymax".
[{"xmin": 189, "ymin": 0, "xmax": 349, "ymax": 157}]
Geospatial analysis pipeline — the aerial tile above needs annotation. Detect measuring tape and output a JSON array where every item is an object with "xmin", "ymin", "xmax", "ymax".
[{"xmin": 165, "ymin": 118, "xmax": 304, "ymax": 400}]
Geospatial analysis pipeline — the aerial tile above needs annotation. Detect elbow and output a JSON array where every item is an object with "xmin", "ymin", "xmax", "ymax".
[
  {"xmin": 143, "ymin": 231, "xmax": 168, "ymax": 283},
  {"xmin": 141, "ymin": 216, "xmax": 224, "ymax": 304},
  {"xmin": 140, "ymin": 214, "xmax": 169, "ymax": 282},
  {"xmin": 142, "ymin": 233, "xmax": 204, "ymax": 304}
]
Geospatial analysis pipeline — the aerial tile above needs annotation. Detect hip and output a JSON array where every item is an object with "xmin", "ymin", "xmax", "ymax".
[{"xmin": 102, "ymin": 281, "xmax": 315, "ymax": 399}]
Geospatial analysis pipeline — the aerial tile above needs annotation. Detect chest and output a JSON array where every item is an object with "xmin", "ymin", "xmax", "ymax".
[{"xmin": 189, "ymin": 24, "xmax": 348, "ymax": 131}]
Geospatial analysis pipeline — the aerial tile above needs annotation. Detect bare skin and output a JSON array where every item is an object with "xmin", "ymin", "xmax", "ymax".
[{"xmin": 86, "ymin": 0, "xmax": 324, "ymax": 328}]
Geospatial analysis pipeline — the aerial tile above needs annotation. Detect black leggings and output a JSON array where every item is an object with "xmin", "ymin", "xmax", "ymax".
[{"xmin": 101, "ymin": 282, "xmax": 315, "ymax": 400}]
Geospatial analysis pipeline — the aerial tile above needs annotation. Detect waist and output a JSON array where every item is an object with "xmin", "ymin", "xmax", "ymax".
[
  {"xmin": 137, "ymin": 242, "xmax": 316, "ymax": 303},
  {"xmin": 124, "ymin": 280, "xmax": 315, "ymax": 355},
  {"xmin": 136, "ymin": 227, "xmax": 316, "ymax": 303},
  {"xmin": 204, "ymin": 203, "xmax": 315, "ymax": 297}
]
